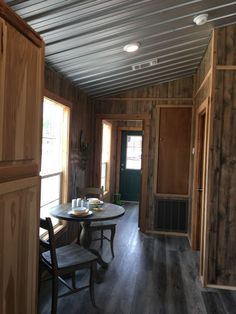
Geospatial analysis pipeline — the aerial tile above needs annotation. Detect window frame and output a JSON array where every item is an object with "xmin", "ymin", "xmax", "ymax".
[
  {"xmin": 101, "ymin": 120, "xmax": 112, "ymax": 194},
  {"xmin": 40, "ymin": 91, "xmax": 71, "ymax": 237}
]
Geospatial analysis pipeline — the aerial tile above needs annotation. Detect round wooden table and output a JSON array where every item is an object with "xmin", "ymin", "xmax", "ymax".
[{"xmin": 50, "ymin": 202, "xmax": 125, "ymax": 268}]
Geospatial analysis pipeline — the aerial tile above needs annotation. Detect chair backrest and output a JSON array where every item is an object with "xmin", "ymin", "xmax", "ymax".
[
  {"xmin": 77, "ymin": 186, "xmax": 104, "ymax": 200},
  {"xmin": 39, "ymin": 217, "xmax": 58, "ymax": 269}
]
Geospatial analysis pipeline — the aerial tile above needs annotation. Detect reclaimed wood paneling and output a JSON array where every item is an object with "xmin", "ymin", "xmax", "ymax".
[
  {"xmin": 217, "ymin": 25, "xmax": 236, "ymax": 66},
  {"xmin": 94, "ymin": 78, "xmax": 193, "ymax": 230},
  {"xmin": 157, "ymin": 107, "xmax": 192, "ymax": 195},
  {"xmin": 193, "ymin": 24, "xmax": 236, "ymax": 289},
  {"xmin": 206, "ymin": 25, "xmax": 236, "ymax": 287}
]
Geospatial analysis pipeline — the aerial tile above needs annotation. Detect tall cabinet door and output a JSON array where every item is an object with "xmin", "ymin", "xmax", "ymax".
[{"xmin": 0, "ymin": 10, "xmax": 43, "ymax": 314}]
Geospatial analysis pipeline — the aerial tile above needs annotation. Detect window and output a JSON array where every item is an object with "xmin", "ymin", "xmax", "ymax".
[
  {"xmin": 126, "ymin": 135, "xmax": 142, "ymax": 170},
  {"xmin": 101, "ymin": 121, "xmax": 111, "ymax": 192},
  {"xmin": 40, "ymin": 97, "xmax": 70, "ymax": 228}
]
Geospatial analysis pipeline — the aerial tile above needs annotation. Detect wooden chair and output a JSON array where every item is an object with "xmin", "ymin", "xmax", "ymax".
[
  {"xmin": 39, "ymin": 217, "xmax": 98, "ymax": 314},
  {"xmin": 77, "ymin": 187, "xmax": 116, "ymax": 258}
]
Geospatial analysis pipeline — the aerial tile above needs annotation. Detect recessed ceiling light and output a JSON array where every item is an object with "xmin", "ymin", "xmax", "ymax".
[
  {"xmin": 193, "ymin": 14, "xmax": 208, "ymax": 26},
  {"xmin": 123, "ymin": 42, "xmax": 140, "ymax": 52}
]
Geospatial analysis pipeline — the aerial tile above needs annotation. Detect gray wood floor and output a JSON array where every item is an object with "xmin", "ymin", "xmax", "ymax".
[{"xmin": 39, "ymin": 203, "xmax": 236, "ymax": 314}]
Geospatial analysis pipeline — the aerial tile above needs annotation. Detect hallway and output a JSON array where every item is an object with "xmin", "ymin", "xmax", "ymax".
[{"xmin": 39, "ymin": 203, "xmax": 236, "ymax": 314}]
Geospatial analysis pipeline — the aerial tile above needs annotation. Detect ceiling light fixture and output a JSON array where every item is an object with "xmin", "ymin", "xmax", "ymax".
[
  {"xmin": 123, "ymin": 42, "xmax": 140, "ymax": 52},
  {"xmin": 193, "ymin": 14, "xmax": 208, "ymax": 26}
]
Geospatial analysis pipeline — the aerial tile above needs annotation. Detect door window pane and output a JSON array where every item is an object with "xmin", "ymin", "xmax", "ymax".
[{"xmin": 126, "ymin": 135, "xmax": 142, "ymax": 170}]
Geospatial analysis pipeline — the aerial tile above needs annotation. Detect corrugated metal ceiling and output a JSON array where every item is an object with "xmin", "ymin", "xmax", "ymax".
[{"xmin": 5, "ymin": 0, "xmax": 236, "ymax": 97}]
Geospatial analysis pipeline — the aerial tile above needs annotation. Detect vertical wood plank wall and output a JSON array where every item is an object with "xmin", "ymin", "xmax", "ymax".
[
  {"xmin": 207, "ymin": 26, "xmax": 236, "ymax": 287},
  {"xmin": 93, "ymin": 78, "xmax": 193, "ymax": 230},
  {"xmin": 193, "ymin": 25, "xmax": 236, "ymax": 288}
]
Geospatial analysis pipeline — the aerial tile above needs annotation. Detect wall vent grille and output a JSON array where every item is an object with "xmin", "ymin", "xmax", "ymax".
[
  {"xmin": 132, "ymin": 58, "xmax": 158, "ymax": 71},
  {"xmin": 154, "ymin": 197, "xmax": 188, "ymax": 233}
]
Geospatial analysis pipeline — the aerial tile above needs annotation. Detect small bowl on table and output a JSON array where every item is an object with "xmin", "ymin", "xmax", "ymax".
[{"xmin": 87, "ymin": 198, "xmax": 103, "ymax": 210}]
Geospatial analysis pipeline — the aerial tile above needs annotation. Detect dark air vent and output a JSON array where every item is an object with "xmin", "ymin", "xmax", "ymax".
[{"xmin": 154, "ymin": 197, "xmax": 188, "ymax": 233}]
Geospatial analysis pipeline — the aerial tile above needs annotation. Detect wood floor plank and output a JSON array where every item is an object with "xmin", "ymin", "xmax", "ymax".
[{"xmin": 39, "ymin": 203, "xmax": 236, "ymax": 314}]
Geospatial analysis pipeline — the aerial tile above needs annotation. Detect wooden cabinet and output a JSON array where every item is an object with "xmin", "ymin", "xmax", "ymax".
[{"xmin": 0, "ymin": 3, "xmax": 44, "ymax": 313}]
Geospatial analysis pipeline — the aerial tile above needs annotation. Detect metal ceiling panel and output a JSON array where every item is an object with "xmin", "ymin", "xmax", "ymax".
[{"xmin": 6, "ymin": 0, "xmax": 236, "ymax": 96}]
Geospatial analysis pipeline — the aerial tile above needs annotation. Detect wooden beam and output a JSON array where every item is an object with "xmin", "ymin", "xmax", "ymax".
[{"xmin": 146, "ymin": 230, "xmax": 188, "ymax": 237}]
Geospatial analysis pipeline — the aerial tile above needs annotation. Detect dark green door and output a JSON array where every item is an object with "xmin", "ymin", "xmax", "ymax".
[{"xmin": 119, "ymin": 131, "xmax": 142, "ymax": 201}]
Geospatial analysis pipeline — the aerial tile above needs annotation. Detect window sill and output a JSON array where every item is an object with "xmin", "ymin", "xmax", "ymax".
[{"xmin": 40, "ymin": 222, "xmax": 68, "ymax": 241}]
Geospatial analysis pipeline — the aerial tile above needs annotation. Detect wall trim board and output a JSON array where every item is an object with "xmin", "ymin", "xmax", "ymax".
[
  {"xmin": 44, "ymin": 89, "xmax": 73, "ymax": 108},
  {"xmin": 194, "ymin": 68, "xmax": 212, "ymax": 98},
  {"xmin": 95, "ymin": 113, "xmax": 150, "ymax": 121},
  {"xmin": 153, "ymin": 107, "xmax": 160, "ymax": 196},
  {"xmin": 155, "ymin": 193, "xmax": 189, "ymax": 199},
  {"xmin": 156, "ymin": 104, "xmax": 193, "ymax": 108},
  {"xmin": 204, "ymin": 29, "xmax": 218, "ymax": 286},
  {"xmin": 216, "ymin": 65, "xmax": 236, "ymax": 70},
  {"xmin": 191, "ymin": 97, "xmax": 209, "ymax": 251},
  {"xmin": 206, "ymin": 285, "xmax": 236, "ymax": 291},
  {"xmin": 94, "ymin": 113, "xmax": 150, "ymax": 232},
  {"xmin": 97, "ymin": 97, "xmax": 193, "ymax": 102},
  {"xmin": 146, "ymin": 230, "xmax": 188, "ymax": 237}
]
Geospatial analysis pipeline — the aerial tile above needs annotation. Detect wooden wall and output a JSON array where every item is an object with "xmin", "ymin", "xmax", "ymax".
[
  {"xmin": 193, "ymin": 25, "xmax": 236, "ymax": 288},
  {"xmin": 93, "ymin": 77, "xmax": 193, "ymax": 230},
  {"xmin": 207, "ymin": 25, "xmax": 236, "ymax": 287}
]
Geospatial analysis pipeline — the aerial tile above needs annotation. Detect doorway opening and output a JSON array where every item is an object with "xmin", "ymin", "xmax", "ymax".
[{"xmin": 95, "ymin": 114, "xmax": 149, "ymax": 231}]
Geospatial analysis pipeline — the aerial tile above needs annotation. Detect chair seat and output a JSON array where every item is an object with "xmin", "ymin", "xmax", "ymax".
[
  {"xmin": 42, "ymin": 243, "xmax": 97, "ymax": 269},
  {"xmin": 90, "ymin": 221, "xmax": 116, "ymax": 230}
]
